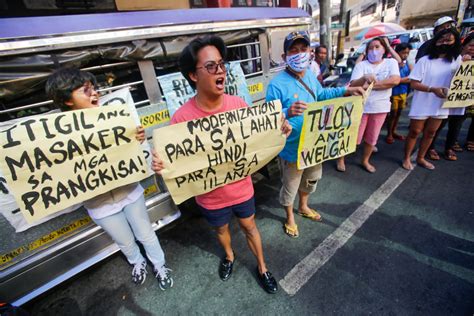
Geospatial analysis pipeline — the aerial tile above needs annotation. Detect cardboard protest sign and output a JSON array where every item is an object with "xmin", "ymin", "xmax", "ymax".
[
  {"xmin": 0, "ymin": 105, "xmax": 149, "ymax": 223},
  {"xmin": 100, "ymin": 88, "xmax": 153, "ymax": 175},
  {"xmin": 442, "ymin": 60, "xmax": 474, "ymax": 108},
  {"xmin": 0, "ymin": 110, "xmax": 80, "ymax": 232},
  {"xmin": 158, "ymin": 62, "xmax": 253, "ymax": 117},
  {"xmin": 153, "ymin": 100, "xmax": 285, "ymax": 204},
  {"xmin": 297, "ymin": 96, "xmax": 364, "ymax": 170}
]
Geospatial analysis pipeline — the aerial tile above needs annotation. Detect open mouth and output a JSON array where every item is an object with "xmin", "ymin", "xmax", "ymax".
[
  {"xmin": 91, "ymin": 98, "xmax": 99, "ymax": 106},
  {"xmin": 215, "ymin": 77, "xmax": 225, "ymax": 90}
]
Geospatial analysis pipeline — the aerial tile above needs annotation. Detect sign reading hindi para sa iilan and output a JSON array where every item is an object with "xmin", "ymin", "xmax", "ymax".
[
  {"xmin": 297, "ymin": 96, "xmax": 364, "ymax": 170},
  {"xmin": 442, "ymin": 60, "xmax": 474, "ymax": 109},
  {"xmin": 0, "ymin": 105, "xmax": 149, "ymax": 223},
  {"xmin": 153, "ymin": 100, "xmax": 285, "ymax": 204}
]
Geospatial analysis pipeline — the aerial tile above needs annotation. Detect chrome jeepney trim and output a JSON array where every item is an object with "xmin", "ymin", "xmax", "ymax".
[{"xmin": 0, "ymin": 17, "xmax": 311, "ymax": 56}]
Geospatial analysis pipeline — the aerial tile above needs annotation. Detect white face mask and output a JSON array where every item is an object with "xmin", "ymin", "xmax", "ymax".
[{"xmin": 286, "ymin": 52, "xmax": 310, "ymax": 72}]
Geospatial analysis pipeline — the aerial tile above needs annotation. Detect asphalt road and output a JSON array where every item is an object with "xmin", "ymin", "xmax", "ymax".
[{"xmin": 24, "ymin": 116, "xmax": 474, "ymax": 315}]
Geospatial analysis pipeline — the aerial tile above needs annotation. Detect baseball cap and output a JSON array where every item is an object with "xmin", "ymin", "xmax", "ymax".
[
  {"xmin": 283, "ymin": 31, "xmax": 310, "ymax": 52},
  {"xmin": 434, "ymin": 16, "xmax": 455, "ymax": 28}
]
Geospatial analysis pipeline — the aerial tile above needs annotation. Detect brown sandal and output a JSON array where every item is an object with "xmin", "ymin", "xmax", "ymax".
[
  {"xmin": 452, "ymin": 143, "xmax": 463, "ymax": 152},
  {"xmin": 427, "ymin": 149, "xmax": 440, "ymax": 161},
  {"xmin": 466, "ymin": 141, "xmax": 474, "ymax": 152},
  {"xmin": 444, "ymin": 149, "xmax": 458, "ymax": 161}
]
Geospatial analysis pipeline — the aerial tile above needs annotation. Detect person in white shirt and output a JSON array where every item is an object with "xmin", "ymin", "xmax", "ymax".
[
  {"xmin": 402, "ymin": 28, "xmax": 463, "ymax": 170},
  {"xmin": 46, "ymin": 68, "xmax": 173, "ymax": 290},
  {"xmin": 336, "ymin": 37, "xmax": 400, "ymax": 173}
]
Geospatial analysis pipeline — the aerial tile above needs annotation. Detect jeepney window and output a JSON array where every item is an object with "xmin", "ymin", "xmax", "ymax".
[
  {"xmin": 420, "ymin": 32, "xmax": 428, "ymax": 42},
  {"xmin": 227, "ymin": 38, "xmax": 262, "ymax": 78}
]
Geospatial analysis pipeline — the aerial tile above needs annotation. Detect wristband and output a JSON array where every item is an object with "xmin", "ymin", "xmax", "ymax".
[{"xmin": 427, "ymin": 86, "xmax": 431, "ymax": 93}]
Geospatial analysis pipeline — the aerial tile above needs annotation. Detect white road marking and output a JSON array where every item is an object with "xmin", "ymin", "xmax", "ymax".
[{"xmin": 279, "ymin": 167, "xmax": 414, "ymax": 296}]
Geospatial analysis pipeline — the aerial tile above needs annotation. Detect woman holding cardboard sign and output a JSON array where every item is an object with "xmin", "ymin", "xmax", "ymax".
[
  {"xmin": 152, "ymin": 35, "xmax": 292, "ymax": 294},
  {"xmin": 45, "ymin": 68, "xmax": 173, "ymax": 291},
  {"xmin": 336, "ymin": 37, "xmax": 401, "ymax": 173},
  {"xmin": 402, "ymin": 28, "xmax": 462, "ymax": 170}
]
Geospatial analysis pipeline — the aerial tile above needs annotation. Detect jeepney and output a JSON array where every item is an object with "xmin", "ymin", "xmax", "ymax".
[{"xmin": 0, "ymin": 7, "xmax": 311, "ymax": 304}]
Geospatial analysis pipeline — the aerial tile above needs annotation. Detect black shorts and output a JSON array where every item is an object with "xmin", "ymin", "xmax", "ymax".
[{"xmin": 198, "ymin": 196, "xmax": 256, "ymax": 227}]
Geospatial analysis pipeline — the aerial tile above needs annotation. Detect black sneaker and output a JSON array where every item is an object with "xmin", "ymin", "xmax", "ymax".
[
  {"xmin": 154, "ymin": 265, "xmax": 173, "ymax": 291},
  {"xmin": 132, "ymin": 260, "xmax": 147, "ymax": 285},
  {"xmin": 257, "ymin": 267, "xmax": 278, "ymax": 294},
  {"xmin": 219, "ymin": 256, "xmax": 234, "ymax": 281}
]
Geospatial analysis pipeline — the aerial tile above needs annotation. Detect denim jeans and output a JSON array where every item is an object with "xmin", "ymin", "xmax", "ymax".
[{"xmin": 93, "ymin": 195, "xmax": 165, "ymax": 269}]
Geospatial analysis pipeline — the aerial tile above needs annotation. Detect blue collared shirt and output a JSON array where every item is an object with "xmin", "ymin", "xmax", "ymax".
[{"xmin": 266, "ymin": 70, "xmax": 346, "ymax": 162}]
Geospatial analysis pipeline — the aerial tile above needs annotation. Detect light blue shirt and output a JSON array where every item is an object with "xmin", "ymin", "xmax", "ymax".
[{"xmin": 266, "ymin": 70, "xmax": 346, "ymax": 162}]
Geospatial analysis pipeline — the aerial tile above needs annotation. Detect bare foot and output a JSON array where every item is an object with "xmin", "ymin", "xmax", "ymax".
[
  {"xmin": 402, "ymin": 159, "xmax": 414, "ymax": 170},
  {"xmin": 416, "ymin": 158, "xmax": 435, "ymax": 170},
  {"xmin": 336, "ymin": 159, "xmax": 346, "ymax": 172},
  {"xmin": 362, "ymin": 162, "xmax": 376, "ymax": 173}
]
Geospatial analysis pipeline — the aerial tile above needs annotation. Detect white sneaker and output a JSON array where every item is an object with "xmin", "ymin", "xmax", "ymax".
[
  {"xmin": 154, "ymin": 265, "xmax": 174, "ymax": 291},
  {"xmin": 132, "ymin": 260, "xmax": 147, "ymax": 285}
]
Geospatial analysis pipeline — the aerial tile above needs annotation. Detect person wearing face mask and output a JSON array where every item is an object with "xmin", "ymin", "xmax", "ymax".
[
  {"xmin": 336, "ymin": 37, "xmax": 401, "ymax": 173},
  {"xmin": 266, "ymin": 31, "xmax": 364, "ymax": 238},
  {"xmin": 403, "ymin": 28, "xmax": 462, "ymax": 170},
  {"xmin": 426, "ymin": 32, "xmax": 474, "ymax": 161},
  {"xmin": 415, "ymin": 16, "xmax": 456, "ymax": 63}
]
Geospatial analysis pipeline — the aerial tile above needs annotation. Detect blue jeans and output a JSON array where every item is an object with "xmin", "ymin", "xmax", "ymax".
[{"xmin": 93, "ymin": 195, "xmax": 165, "ymax": 269}]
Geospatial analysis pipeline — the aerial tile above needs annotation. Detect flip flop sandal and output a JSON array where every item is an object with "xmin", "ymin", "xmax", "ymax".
[
  {"xmin": 427, "ymin": 149, "xmax": 440, "ymax": 161},
  {"xmin": 467, "ymin": 142, "xmax": 474, "ymax": 152},
  {"xmin": 444, "ymin": 149, "xmax": 458, "ymax": 161},
  {"xmin": 284, "ymin": 223, "xmax": 299, "ymax": 238},
  {"xmin": 385, "ymin": 136, "xmax": 395, "ymax": 144},
  {"xmin": 297, "ymin": 209, "xmax": 322, "ymax": 222},
  {"xmin": 452, "ymin": 143, "xmax": 463, "ymax": 152}
]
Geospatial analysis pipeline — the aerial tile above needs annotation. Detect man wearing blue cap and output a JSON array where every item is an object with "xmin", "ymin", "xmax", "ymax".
[{"xmin": 266, "ymin": 31, "xmax": 364, "ymax": 238}]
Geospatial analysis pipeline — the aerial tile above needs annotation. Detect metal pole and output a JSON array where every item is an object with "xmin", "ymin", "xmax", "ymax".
[
  {"xmin": 337, "ymin": 0, "xmax": 347, "ymax": 56},
  {"xmin": 381, "ymin": 0, "xmax": 386, "ymax": 23},
  {"xmin": 319, "ymin": 0, "xmax": 331, "ymax": 63}
]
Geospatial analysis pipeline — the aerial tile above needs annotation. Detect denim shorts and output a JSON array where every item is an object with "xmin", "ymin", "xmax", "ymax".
[{"xmin": 198, "ymin": 196, "xmax": 256, "ymax": 227}]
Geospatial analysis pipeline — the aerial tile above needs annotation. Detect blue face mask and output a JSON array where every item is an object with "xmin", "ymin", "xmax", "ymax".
[
  {"xmin": 367, "ymin": 49, "xmax": 384, "ymax": 63},
  {"xmin": 286, "ymin": 52, "xmax": 310, "ymax": 72}
]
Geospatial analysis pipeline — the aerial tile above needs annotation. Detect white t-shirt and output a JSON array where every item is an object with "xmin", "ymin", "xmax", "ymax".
[
  {"xmin": 350, "ymin": 58, "xmax": 400, "ymax": 113},
  {"xmin": 409, "ymin": 55, "xmax": 463, "ymax": 117},
  {"xmin": 309, "ymin": 61, "xmax": 321, "ymax": 78}
]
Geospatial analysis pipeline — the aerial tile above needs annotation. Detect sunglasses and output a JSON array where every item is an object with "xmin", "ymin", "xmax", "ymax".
[{"xmin": 196, "ymin": 61, "xmax": 229, "ymax": 74}]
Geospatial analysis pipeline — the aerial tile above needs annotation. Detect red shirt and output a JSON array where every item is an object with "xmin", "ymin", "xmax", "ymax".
[{"xmin": 170, "ymin": 95, "xmax": 254, "ymax": 210}]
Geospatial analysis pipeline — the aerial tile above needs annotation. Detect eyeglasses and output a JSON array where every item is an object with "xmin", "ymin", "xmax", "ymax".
[
  {"xmin": 77, "ymin": 83, "xmax": 97, "ymax": 97},
  {"xmin": 196, "ymin": 61, "xmax": 229, "ymax": 74}
]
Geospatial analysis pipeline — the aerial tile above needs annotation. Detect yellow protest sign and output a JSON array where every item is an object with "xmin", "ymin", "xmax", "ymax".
[
  {"xmin": 297, "ymin": 96, "xmax": 364, "ymax": 170},
  {"xmin": 153, "ymin": 101, "xmax": 285, "ymax": 204},
  {"xmin": 443, "ymin": 60, "xmax": 474, "ymax": 108},
  {"xmin": 0, "ymin": 105, "xmax": 149, "ymax": 223}
]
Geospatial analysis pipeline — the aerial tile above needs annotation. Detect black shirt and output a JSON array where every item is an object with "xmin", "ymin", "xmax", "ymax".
[{"xmin": 415, "ymin": 39, "xmax": 433, "ymax": 63}]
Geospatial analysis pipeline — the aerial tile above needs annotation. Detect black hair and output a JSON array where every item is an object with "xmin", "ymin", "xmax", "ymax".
[
  {"xmin": 427, "ymin": 28, "xmax": 461, "ymax": 61},
  {"xmin": 315, "ymin": 45, "xmax": 327, "ymax": 54},
  {"xmin": 45, "ymin": 67, "xmax": 97, "ymax": 111},
  {"xmin": 395, "ymin": 42, "xmax": 412, "ymax": 53},
  {"xmin": 463, "ymin": 32, "xmax": 474, "ymax": 47},
  {"xmin": 178, "ymin": 35, "xmax": 227, "ymax": 90},
  {"xmin": 364, "ymin": 37, "xmax": 390, "ymax": 58}
]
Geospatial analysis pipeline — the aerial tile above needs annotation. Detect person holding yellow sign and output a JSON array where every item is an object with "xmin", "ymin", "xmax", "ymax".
[
  {"xmin": 152, "ymin": 36, "xmax": 291, "ymax": 294},
  {"xmin": 265, "ymin": 31, "xmax": 364, "ymax": 238},
  {"xmin": 336, "ymin": 37, "xmax": 401, "ymax": 174},
  {"xmin": 45, "ymin": 68, "xmax": 173, "ymax": 290}
]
